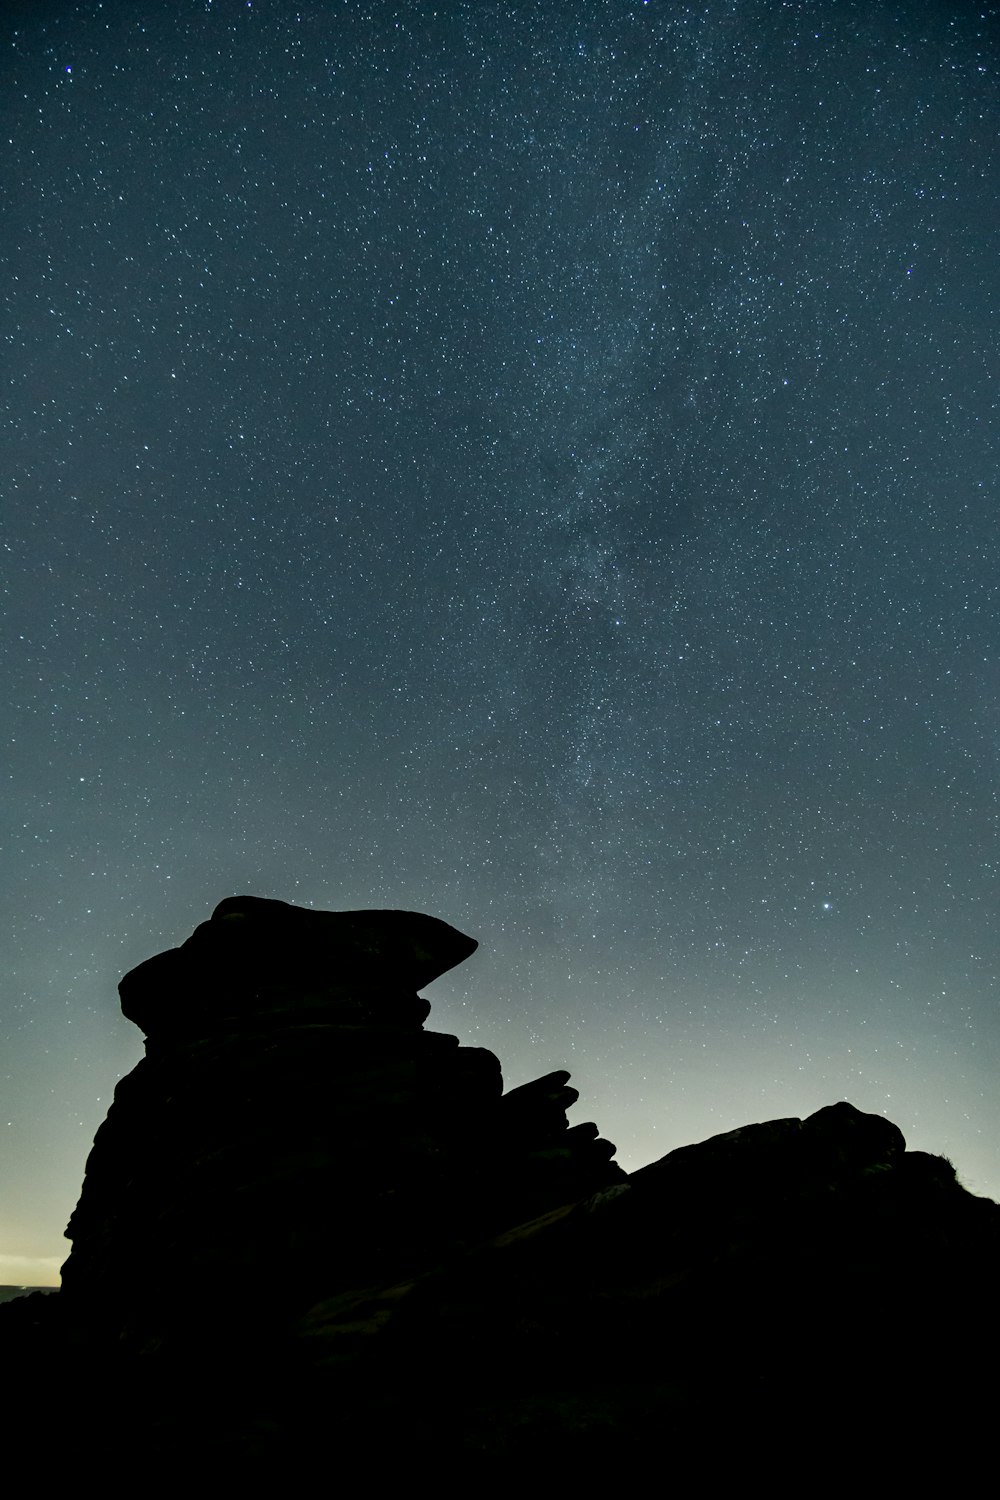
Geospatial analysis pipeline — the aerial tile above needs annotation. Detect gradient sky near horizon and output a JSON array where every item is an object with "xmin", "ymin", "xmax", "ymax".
[{"xmin": 3, "ymin": 0, "xmax": 998, "ymax": 1286}]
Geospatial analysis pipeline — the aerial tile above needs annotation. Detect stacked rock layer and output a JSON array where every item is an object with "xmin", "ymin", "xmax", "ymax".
[{"xmin": 59, "ymin": 895, "xmax": 625, "ymax": 1343}]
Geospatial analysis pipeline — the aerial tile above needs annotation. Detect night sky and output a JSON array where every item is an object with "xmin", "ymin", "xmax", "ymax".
[{"xmin": 3, "ymin": 0, "xmax": 998, "ymax": 1286}]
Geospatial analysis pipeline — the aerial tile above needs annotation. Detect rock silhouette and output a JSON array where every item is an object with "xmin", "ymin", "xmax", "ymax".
[
  {"xmin": 3, "ymin": 896, "xmax": 998, "ymax": 1480},
  {"xmin": 59, "ymin": 896, "xmax": 624, "ymax": 1350}
]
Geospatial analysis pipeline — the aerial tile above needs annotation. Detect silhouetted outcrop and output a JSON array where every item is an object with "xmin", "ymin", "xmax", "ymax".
[
  {"xmin": 60, "ymin": 896, "xmax": 624, "ymax": 1349},
  {"xmin": 3, "ymin": 897, "xmax": 997, "ymax": 1480}
]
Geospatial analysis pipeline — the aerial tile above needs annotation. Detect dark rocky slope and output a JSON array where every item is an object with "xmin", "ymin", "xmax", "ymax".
[{"xmin": 4, "ymin": 896, "xmax": 997, "ymax": 1479}]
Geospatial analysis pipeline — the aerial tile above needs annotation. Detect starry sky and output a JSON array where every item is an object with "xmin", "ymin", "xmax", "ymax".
[{"xmin": 3, "ymin": 0, "xmax": 998, "ymax": 1286}]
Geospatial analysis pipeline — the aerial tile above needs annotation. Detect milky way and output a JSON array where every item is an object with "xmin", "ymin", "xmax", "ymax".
[{"xmin": 3, "ymin": 1, "xmax": 998, "ymax": 1284}]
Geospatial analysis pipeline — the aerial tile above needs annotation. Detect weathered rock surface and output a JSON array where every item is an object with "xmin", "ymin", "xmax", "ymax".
[{"xmin": 3, "ymin": 896, "xmax": 998, "ymax": 1480}]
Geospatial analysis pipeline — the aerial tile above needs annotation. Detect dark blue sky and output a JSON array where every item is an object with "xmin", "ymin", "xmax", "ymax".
[{"xmin": 3, "ymin": 0, "xmax": 998, "ymax": 1284}]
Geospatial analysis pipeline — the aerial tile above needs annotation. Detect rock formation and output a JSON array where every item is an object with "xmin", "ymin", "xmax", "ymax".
[
  {"xmin": 3, "ymin": 896, "xmax": 998, "ymax": 1481},
  {"xmin": 59, "ymin": 896, "xmax": 624, "ymax": 1348}
]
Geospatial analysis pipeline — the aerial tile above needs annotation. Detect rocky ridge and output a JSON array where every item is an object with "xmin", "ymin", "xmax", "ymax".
[{"xmin": 4, "ymin": 896, "xmax": 998, "ymax": 1479}]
